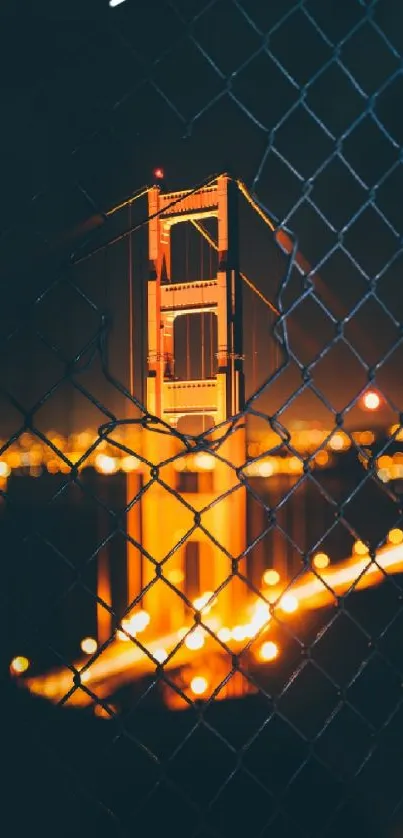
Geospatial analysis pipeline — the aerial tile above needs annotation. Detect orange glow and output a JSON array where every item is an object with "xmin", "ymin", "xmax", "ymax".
[
  {"xmin": 279, "ymin": 593, "xmax": 299, "ymax": 614},
  {"xmin": 193, "ymin": 591, "xmax": 215, "ymax": 614},
  {"xmin": 190, "ymin": 675, "xmax": 208, "ymax": 696},
  {"xmin": 154, "ymin": 167, "xmax": 164, "ymax": 180},
  {"xmin": 0, "ymin": 461, "xmax": 11, "ymax": 478},
  {"xmin": 10, "ymin": 655, "xmax": 30, "ymax": 675},
  {"xmin": 313, "ymin": 552, "xmax": 330, "ymax": 570},
  {"xmin": 353, "ymin": 540, "xmax": 369, "ymax": 556},
  {"xmin": 193, "ymin": 452, "xmax": 215, "ymax": 470},
  {"xmin": 80, "ymin": 637, "xmax": 97, "ymax": 655},
  {"xmin": 153, "ymin": 648, "xmax": 168, "ymax": 663},
  {"xmin": 258, "ymin": 641, "xmax": 279, "ymax": 662},
  {"xmin": 184, "ymin": 628, "xmax": 205, "ymax": 650},
  {"xmin": 388, "ymin": 528, "xmax": 403, "ymax": 545},
  {"xmin": 262, "ymin": 569, "xmax": 280, "ymax": 586},
  {"xmin": 95, "ymin": 454, "xmax": 118, "ymax": 474},
  {"xmin": 362, "ymin": 390, "xmax": 381, "ymax": 411},
  {"xmin": 120, "ymin": 455, "xmax": 140, "ymax": 472}
]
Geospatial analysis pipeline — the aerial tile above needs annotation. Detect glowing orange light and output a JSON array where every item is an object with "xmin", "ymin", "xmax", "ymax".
[
  {"xmin": 154, "ymin": 167, "xmax": 164, "ymax": 180},
  {"xmin": 185, "ymin": 628, "xmax": 205, "ymax": 651},
  {"xmin": 153, "ymin": 648, "xmax": 168, "ymax": 663},
  {"xmin": 353, "ymin": 540, "xmax": 369, "ymax": 556},
  {"xmin": 388, "ymin": 528, "xmax": 403, "ymax": 546},
  {"xmin": 362, "ymin": 390, "xmax": 381, "ymax": 411},
  {"xmin": 262, "ymin": 569, "xmax": 280, "ymax": 586},
  {"xmin": 190, "ymin": 675, "xmax": 208, "ymax": 696},
  {"xmin": 193, "ymin": 452, "xmax": 215, "ymax": 471},
  {"xmin": 313, "ymin": 552, "xmax": 330, "ymax": 570},
  {"xmin": 80, "ymin": 637, "xmax": 97, "ymax": 655},
  {"xmin": 259, "ymin": 641, "xmax": 279, "ymax": 662},
  {"xmin": 10, "ymin": 655, "xmax": 30, "ymax": 675},
  {"xmin": 217, "ymin": 627, "xmax": 231, "ymax": 642},
  {"xmin": 279, "ymin": 593, "xmax": 299, "ymax": 614}
]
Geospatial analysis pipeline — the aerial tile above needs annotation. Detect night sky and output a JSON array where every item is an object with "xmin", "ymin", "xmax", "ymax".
[{"xmin": 1, "ymin": 0, "xmax": 403, "ymax": 438}]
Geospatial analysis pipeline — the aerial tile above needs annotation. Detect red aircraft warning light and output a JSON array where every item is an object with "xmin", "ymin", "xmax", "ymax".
[{"xmin": 153, "ymin": 168, "xmax": 164, "ymax": 181}]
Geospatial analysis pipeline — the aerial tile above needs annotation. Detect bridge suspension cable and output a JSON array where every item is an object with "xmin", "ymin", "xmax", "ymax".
[{"xmin": 189, "ymin": 218, "xmax": 280, "ymax": 316}]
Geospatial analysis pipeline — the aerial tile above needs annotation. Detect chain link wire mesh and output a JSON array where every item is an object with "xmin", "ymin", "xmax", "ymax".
[{"xmin": 3, "ymin": 1, "xmax": 403, "ymax": 835}]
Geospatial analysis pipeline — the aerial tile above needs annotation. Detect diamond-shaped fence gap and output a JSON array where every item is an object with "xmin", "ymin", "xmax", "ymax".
[
  {"xmin": 376, "ymin": 343, "xmax": 403, "ymax": 411},
  {"xmin": 305, "ymin": 0, "xmax": 365, "ymax": 43},
  {"xmin": 96, "ymin": 728, "xmax": 162, "ymax": 829},
  {"xmin": 206, "ymin": 766, "xmax": 274, "ymax": 838},
  {"xmin": 168, "ymin": 721, "xmax": 237, "ymax": 808},
  {"xmin": 376, "ymin": 163, "xmax": 403, "ymax": 237},
  {"xmin": 343, "ymin": 113, "xmax": 400, "ymax": 187},
  {"xmin": 347, "ymin": 651, "xmax": 403, "ymax": 730},
  {"xmin": 115, "ymin": 1, "xmax": 185, "ymax": 64},
  {"xmin": 274, "ymin": 389, "xmax": 337, "ymax": 439},
  {"xmin": 315, "ymin": 247, "xmax": 371, "ymax": 320},
  {"xmin": 153, "ymin": 39, "xmax": 224, "ymax": 124},
  {"xmin": 310, "ymin": 338, "xmax": 370, "ymax": 412},
  {"xmin": 255, "ymin": 147, "xmax": 303, "ymax": 222},
  {"xmin": 283, "ymin": 757, "xmax": 344, "ymax": 835},
  {"xmin": 374, "ymin": 0, "xmax": 403, "ymax": 54},
  {"xmin": 242, "ymin": 711, "xmax": 309, "ymax": 796},
  {"xmin": 314, "ymin": 701, "xmax": 374, "ymax": 781},
  {"xmin": 232, "ymin": 50, "xmax": 299, "ymax": 131},
  {"xmin": 269, "ymin": 6, "xmax": 333, "ymax": 88},
  {"xmin": 111, "ymin": 80, "xmax": 185, "ymax": 163},
  {"xmin": 378, "ymin": 607, "xmax": 403, "ymax": 673},
  {"xmin": 347, "ymin": 573, "xmax": 403, "ymax": 640},
  {"xmin": 312, "ymin": 609, "xmax": 371, "ymax": 690},
  {"xmin": 237, "ymin": 0, "xmax": 301, "ymax": 34},
  {"xmin": 283, "ymin": 294, "xmax": 337, "ymax": 368},
  {"xmin": 311, "ymin": 156, "xmax": 368, "ymax": 231},
  {"xmin": 341, "ymin": 19, "xmax": 400, "ymax": 97},
  {"xmin": 32, "ymin": 282, "xmax": 102, "ymax": 363},
  {"xmin": 344, "ymin": 203, "xmax": 399, "ymax": 277},
  {"xmin": 33, "ymin": 375, "xmax": 115, "ymax": 440},
  {"xmin": 273, "ymin": 106, "xmax": 335, "ymax": 183},
  {"xmin": 277, "ymin": 659, "xmax": 341, "ymax": 741},
  {"xmin": 306, "ymin": 60, "xmax": 366, "ymax": 137},
  {"xmin": 286, "ymin": 199, "xmax": 337, "ymax": 268},
  {"xmin": 344, "ymin": 295, "xmax": 400, "ymax": 369},
  {"xmin": 193, "ymin": 0, "xmax": 262, "ymax": 77}
]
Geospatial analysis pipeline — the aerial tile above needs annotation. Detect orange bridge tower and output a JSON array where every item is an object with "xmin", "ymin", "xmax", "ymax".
[{"xmin": 127, "ymin": 175, "xmax": 247, "ymax": 635}]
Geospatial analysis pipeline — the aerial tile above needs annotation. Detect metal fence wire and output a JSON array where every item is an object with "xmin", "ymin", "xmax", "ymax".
[{"xmin": 3, "ymin": 1, "xmax": 403, "ymax": 836}]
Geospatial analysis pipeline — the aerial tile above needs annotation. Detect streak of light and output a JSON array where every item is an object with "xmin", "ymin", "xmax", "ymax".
[{"xmin": 24, "ymin": 542, "xmax": 403, "ymax": 707}]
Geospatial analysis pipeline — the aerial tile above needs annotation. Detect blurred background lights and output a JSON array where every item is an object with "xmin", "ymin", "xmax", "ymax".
[
  {"xmin": 262, "ymin": 568, "xmax": 280, "ymax": 586},
  {"xmin": 80, "ymin": 637, "xmax": 97, "ymax": 655},
  {"xmin": 312, "ymin": 552, "xmax": 330, "ymax": 570},
  {"xmin": 190, "ymin": 675, "xmax": 208, "ymax": 696},
  {"xmin": 259, "ymin": 641, "xmax": 279, "ymax": 662},
  {"xmin": 10, "ymin": 655, "xmax": 30, "ymax": 675},
  {"xmin": 362, "ymin": 390, "xmax": 381, "ymax": 411}
]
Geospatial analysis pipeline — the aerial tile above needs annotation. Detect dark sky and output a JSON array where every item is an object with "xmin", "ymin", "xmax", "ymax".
[{"xmin": 1, "ymin": 0, "xmax": 403, "ymax": 438}]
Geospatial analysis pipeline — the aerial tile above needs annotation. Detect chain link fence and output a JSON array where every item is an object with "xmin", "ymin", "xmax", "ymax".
[{"xmin": 2, "ymin": 1, "xmax": 403, "ymax": 836}]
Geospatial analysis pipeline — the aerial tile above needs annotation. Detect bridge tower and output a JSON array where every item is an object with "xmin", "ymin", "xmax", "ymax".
[{"xmin": 127, "ymin": 175, "xmax": 247, "ymax": 635}]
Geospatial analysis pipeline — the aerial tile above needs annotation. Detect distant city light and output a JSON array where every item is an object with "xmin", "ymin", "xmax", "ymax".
[
  {"xmin": 153, "ymin": 648, "xmax": 168, "ymax": 663},
  {"xmin": 279, "ymin": 593, "xmax": 299, "ymax": 614},
  {"xmin": 95, "ymin": 454, "xmax": 118, "ymax": 474},
  {"xmin": 10, "ymin": 656, "xmax": 30, "ymax": 675},
  {"xmin": 362, "ymin": 390, "xmax": 381, "ymax": 411},
  {"xmin": 258, "ymin": 641, "xmax": 279, "ymax": 662},
  {"xmin": 388, "ymin": 528, "xmax": 403, "ymax": 546},
  {"xmin": 312, "ymin": 552, "xmax": 330, "ymax": 570},
  {"xmin": 154, "ymin": 167, "xmax": 164, "ymax": 180},
  {"xmin": 0, "ymin": 461, "xmax": 11, "ymax": 478},
  {"xmin": 80, "ymin": 637, "xmax": 97, "ymax": 655},
  {"xmin": 190, "ymin": 675, "xmax": 208, "ymax": 696},
  {"xmin": 185, "ymin": 628, "xmax": 205, "ymax": 651},
  {"xmin": 262, "ymin": 568, "xmax": 280, "ymax": 586},
  {"xmin": 353, "ymin": 540, "xmax": 369, "ymax": 556},
  {"xmin": 217, "ymin": 627, "xmax": 231, "ymax": 642}
]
